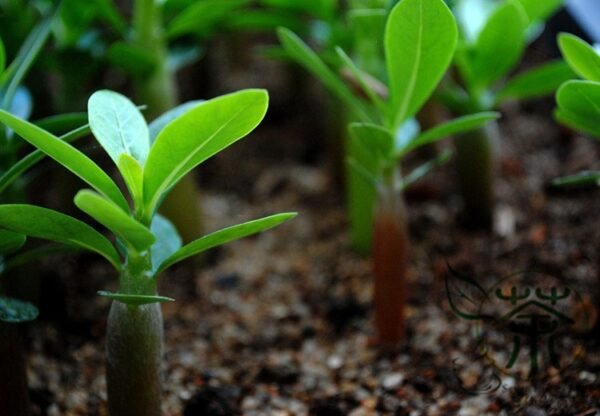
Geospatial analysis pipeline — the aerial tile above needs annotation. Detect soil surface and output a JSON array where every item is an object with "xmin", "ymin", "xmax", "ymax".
[{"xmin": 18, "ymin": 39, "xmax": 600, "ymax": 415}]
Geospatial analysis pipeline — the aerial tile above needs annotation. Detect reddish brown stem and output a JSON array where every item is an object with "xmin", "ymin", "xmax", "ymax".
[{"xmin": 372, "ymin": 185, "xmax": 409, "ymax": 345}]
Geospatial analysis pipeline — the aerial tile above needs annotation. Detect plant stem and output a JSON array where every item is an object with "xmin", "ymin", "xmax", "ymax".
[
  {"xmin": 372, "ymin": 169, "xmax": 409, "ymax": 345},
  {"xmin": 132, "ymin": 0, "xmax": 203, "ymax": 243},
  {"xmin": 0, "ymin": 323, "xmax": 31, "ymax": 416},
  {"xmin": 106, "ymin": 301, "xmax": 163, "ymax": 416},
  {"xmin": 454, "ymin": 120, "xmax": 499, "ymax": 228}
]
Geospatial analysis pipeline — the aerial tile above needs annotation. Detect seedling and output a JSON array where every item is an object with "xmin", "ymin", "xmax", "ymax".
[
  {"xmin": 280, "ymin": 0, "xmax": 499, "ymax": 344},
  {"xmin": 552, "ymin": 33, "xmax": 600, "ymax": 189},
  {"xmin": 438, "ymin": 0, "xmax": 573, "ymax": 227},
  {"xmin": 0, "ymin": 88, "xmax": 296, "ymax": 415}
]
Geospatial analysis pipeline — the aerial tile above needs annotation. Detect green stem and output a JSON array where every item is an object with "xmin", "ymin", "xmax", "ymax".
[
  {"xmin": 0, "ymin": 323, "xmax": 31, "ymax": 416},
  {"xmin": 106, "ymin": 301, "xmax": 163, "ymax": 416},
  {"xmin": 454, "ymin": 120, "xmax": 499, "ymax": 228},
  {"xmin": 132, "ymin": 0, "xmax": 203, "ymax": 243}
]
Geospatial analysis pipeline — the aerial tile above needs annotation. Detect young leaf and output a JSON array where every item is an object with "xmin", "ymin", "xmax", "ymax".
[
  {"xmin": 516, "ymin": 0, "xmax": 563, "ymax": 24},
  {"xmin": 277, "ymin": 27, "xmax": 371, "ymax": 122},
  {"xmin": 0, "ymin": 124, "xmax": 90, "ymax": 195},
  {"xmin": 385, "ymin": 0, "xmax": 458, "ymax": 130},
  {"xmin": 150, "ymin": 214, "xmax": 182, "ymax": 274},
  {"xmin": 148, "ymin": 100, "xmax": 204, "ymax": 144},
  {"xmin": 348, "ymin": 122, "xmax": 394, "ymax": 164},
  {"xmin": 0, "ymin": 229, "xmax": 26, "ymax": 255},
  {"xmin": 400, "ymin": 149, "xmax": 452, "ymax": 190},
  {"xmin": 0, "ymin": 297, "xmax": 39, "ymax": 323},
  {"xmin": 88, "ymin": 90, "xmax": 150, "ymax": 165},
  {"xmin": 0, "ymin": 205, "xmax": 120, "ymax": 268},
  {"xmin": 107, "ymin": 42, "xmax": 158, "ymax": 77},
  {"xmin": 118, "ymin": 154, "xmax": 144, "ymax": 209},
  {"xmin": 156, "ymin": 213, "xmax": 296, "ymax": 274},
  {"xmin": 398, "ymin": 112, "xmax": 500, "ymax": 157},
  {"xmin": 166, "ymin": 0, "xmax": 250, "ymax": 38},
  {"xmin": 496, "ymin": 60, "xmax": 575, "ymax": 103},
  {"xmin": 469, "ymin": 1, "xmax": 528, "ymax": 90},
  {"xmin": 98, "ymin": 291, "xmax": 174, "ymax": 306},
  {"xmin": 74, "ymin": 190, "xmax": 155, "ymax": 252},
  {"xmin": 0, "ymin": 110, "xmax": 129, "ymax": 211},
  {"xmin": 558, "ymin": 33, "xmax": 600, "ymax": 82},
  {"xmin": 552, "ymin": 171, "xmax": 600, "ymax": 187},
  {"xmin": 143, "ymin": 89, "xmax": 268, "ymax": 216},
  {"xmin": 555, "ymin": 80, "xmax": 600, "ymax": 138}
]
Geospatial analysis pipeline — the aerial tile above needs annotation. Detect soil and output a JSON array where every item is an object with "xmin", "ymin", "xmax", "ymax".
[{"xmin": 16, "ymin": 38, "xmax": 600, "ymax": 415}]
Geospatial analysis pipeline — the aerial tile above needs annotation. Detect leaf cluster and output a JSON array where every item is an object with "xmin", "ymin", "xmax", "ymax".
[{"xmin": 0, "ymin": 89, "xmax": 296, "ymax": 305}]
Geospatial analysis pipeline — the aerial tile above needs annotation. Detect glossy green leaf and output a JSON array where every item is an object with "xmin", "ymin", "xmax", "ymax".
[
  {"xmin": 552, "ymin": 171, "xmax": 600, "ymax": 187},
  {"xmin": 556, "ymin": 80, "xmax": 600, "ymax": 138},
  {"xmin": 516, "ymin": 0, "xmax": 563, "ymax": 24},
  {"xmin": 107, "ymin": 42, "xmax": 158, "ymax": 76},
  {"xmin": 143, "ymin": 89, "xmax": 269, "ymax": 217},
  {"xmin": 558, "ymin": 33, "xmax": 600, "ymax": 82},
  {"xmin": 74, "ymin": 190, "xmax": 155, "ymax": 252},
  {"xmin": 157, "ymin": 213, "xmax": 296, "ymax": 274},
  {"xmin": 88, "ymin": 90, "xmax": 150, "ymax": 165},
  {"xmin": 167, "ymin": 0, "xmax": 250, "ymax": 38},
  {"xmin": 0, "ymin": 297, "xmax": 38, "ymax": 323},
  {"xmin": 469, "ymin": 1, "xmax": 528, "ymax": 90},
  {"xmin": 398, "ymin": 112, "xmax": 500, "ymax": 157},
  {"xmin": 34, "ymin": 112, "xmax": 89, "ymax": 135},
  {"xmin": 0, "ymin": 229, "xmax": 26, "ymax": 255},
  {"xmin": 0, "ymin": 124, "xmax": 90, "ymax": 195},
  {"xmin": 497, "ymin": 60, "xmax": 575, "ymax": 102},
  {"xmin": 385, "ymin": 0, "xmax": 458, "ymax": 130},
  {"xmin": 0, "ymin": 110, "xmax": 129, "ymax": 211},
  {"xmin": 148, "ymin": 100, "xmax": 204, "ymax": 144},
  {"xmin": 118, "ymin": 154, "xmax": 144, "ymax": 209},
  {"xmin": 348, "ymin": 122, "xmax": 394, "ymax": 166},
  {"xmin": 98, "ymin": 291, "xmax": 174, "ymax": 305},
  {"xmin": 0, "ymin": 205, "xmax": 120, "ymax": 268},
  {"xmin": 150, "ymin": 214, "xmax": 182, "ymax": 274},
  {"xmin": 277, "ymin": 27, "xmax": 371, "ymax": 122}
]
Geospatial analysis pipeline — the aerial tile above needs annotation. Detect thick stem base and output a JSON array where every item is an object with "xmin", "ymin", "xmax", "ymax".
[{"xmin": 106, "ymin": 301, "xmax": 163, "ymax": 416}]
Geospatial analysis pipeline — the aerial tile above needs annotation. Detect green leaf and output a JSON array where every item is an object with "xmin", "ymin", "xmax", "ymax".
[
  {"xmin": 98, "ymin": 291, "xmax": 174, "ymax": 306},
  {"xmin": 516, "ymin": 0, "xmax": 563, "ymax": 24},
  {"xmin": 0, "ymin": 110, "xmax": 129, "ymax": 211},
  {"xmin": 558, "ymin": 33, "xmax": 600, "ymax": 82},
  {"xmin": 88, "ymin": 90, "xmax": 150, "ymax": 165},
  {"xmin": 552, "ymin": 171, "xmax": 600, "ymax": 187},
  {"xmin": 347, "ymin": 8, "xmax": 386, "ymax": 76},
  {"xmin": 157, "ymin": 213, "xmax": 296, "ymax": 274},
  {"xmin": 469, "ymin": 1, "xmax": 528, "ymax": 90},
  {"xmin": 148, "ymin": 100, "xmax": 204, "ymax": 144},
  {"xmin": 118, "ymin": 154, "xmax": 144, "ymax": 210},
  {"xmin": 277, "ymin": 27, "xmax": 372, "ymax": 122},
  {"xmin": 34, "ymin": 112, "xmax": 89, "ymax": 135},
  {"xmin": 336, "ymin": 47, "xmax": 386, "ymax": 114},
  {"xmin": 0, "ymin": 124, "xmax": 90, "ymax": 195},
  {"xmin": 348, "ymin": 122, "xmax": 394, "ymax": 167},
  {"xmin": 107, "ymin": 42, "xmax": 158, "ymax": 76},
  {"xmin": 398, "ymin": 111, "xmax": 500, "ymax": 157},
  {"xmin": 74, "ymin": 190, "xmax": 155, "ymax": 252},
  {"xmin": 0, "ymin": 205, "xmax": 121, "ymax": 268},
  {"xmin": 497, "ymin": 60, "xmax": 575, "ymax": 103},
  {"xmin": 400, "ymin": 149, "xmax": 452, "ymax": 190},
  {"xmin": 0, "ymin": 297, "xmax": 38, "ymax": 323},
  {"xmin": 143, "ymin": 89, "xmax": 268, "ymax": 217},
  {"xmin": 0, "ymin": 37, "xmax": 5, "ymax": 74},
  {"xmin": 0, "ymin": 229, "xmax": 26, "ymax": 255},
  {"xmin": 385, "ymin": 0, "xmax": 458, "ymax": 130},
  {"xmin": 167, "ymin": 0, "xmax": 250, "ymax": 38},
  {"xmin": 555, "ymin": 80, "xmax": 600, "ymax": 138},
  {"xmin": 150, "ymin": 214, "xmax": 182, "ymax": 274}
]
